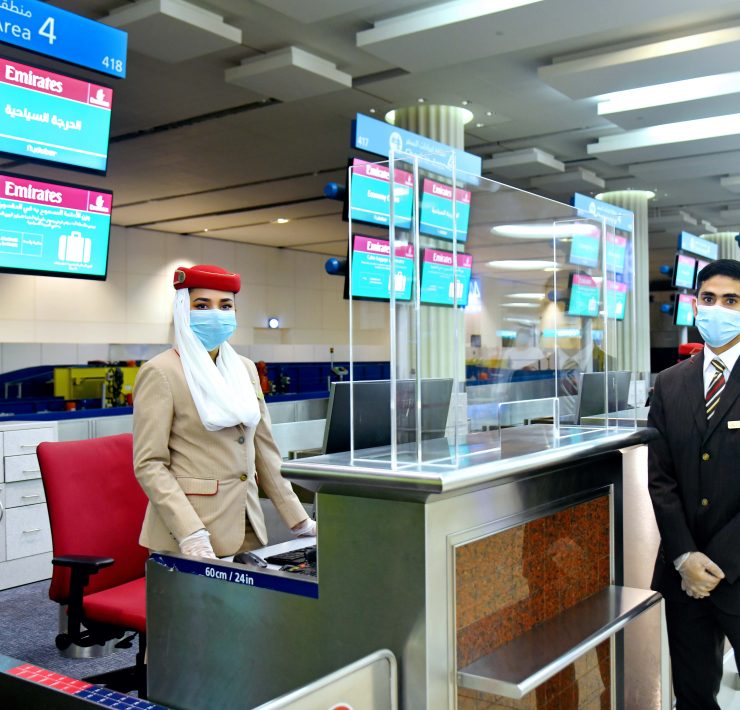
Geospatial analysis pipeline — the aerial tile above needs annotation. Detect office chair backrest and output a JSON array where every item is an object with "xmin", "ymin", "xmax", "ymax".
[{"xmin": 38, "ymin": 433, "xmax": 149, "ymax": 604}]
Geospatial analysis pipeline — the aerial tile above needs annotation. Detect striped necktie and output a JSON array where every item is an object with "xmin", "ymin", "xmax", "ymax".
[{"xmin": 706, "ymin": 358, "xmax": 727, "ymax": 420}]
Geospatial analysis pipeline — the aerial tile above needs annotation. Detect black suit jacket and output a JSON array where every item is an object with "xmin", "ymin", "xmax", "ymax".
[{"xmin": 648, "ymin": 351, "xmax": 740, "ymax": 614}]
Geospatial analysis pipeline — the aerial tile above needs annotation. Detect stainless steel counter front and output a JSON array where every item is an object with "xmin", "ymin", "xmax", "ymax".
[{"xmin": 281, "ymin": 425, "xmax": 654, "ymax": 500}]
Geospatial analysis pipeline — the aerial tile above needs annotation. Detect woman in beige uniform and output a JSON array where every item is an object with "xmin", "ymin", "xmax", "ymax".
[{"xmin": 133, "ymin": 264, "xmax": 314, "ymax": 558}]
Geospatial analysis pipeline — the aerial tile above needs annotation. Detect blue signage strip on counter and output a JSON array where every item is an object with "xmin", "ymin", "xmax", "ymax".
[
  {"xmin": 0, "ymin": 0, "xmax": 127, "ymax": 79},
  {"xmin": 677, "ymin": 231, "xmax": 719, "ymax": 260},
  {"xmin": 353, "ymin": 113, "xmax": 482, "ymax": 176},
  {"xmin": 572, "ymin": 193, "xmax": 634, "ymax": 234},
  {"xmin": 150, "ymin": 553, "xmax": 319, "ymax": 599}
]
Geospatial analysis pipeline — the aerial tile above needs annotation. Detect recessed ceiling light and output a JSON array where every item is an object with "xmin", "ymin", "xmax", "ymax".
[
  {"xmin": 273, "ymin": 217, "xmax": 290, "ymax": 224},
  {"xmin": 486, "ymin": 111, "xmax": 493, "ymax": 116},
  {"xmin": 475, "ymin": 122, "xmax": 484, "ymax": 128},
  {"xmin": 203, "ymin": 228, "xmax": 209, "ymax": 232},
  {"xmin": 369, "ymin": 107, "xmax": 376, "ymax": 114},
  {"xmin": 462, "ymin": 99, "xmax": 470, "ymax": 106},
  {"xmin": 417, "ymin": 97, "xmax": 426, "ymax": 103},
  {"xmin": 267, "ymin": 317, "xmax": 280, "ymax": 329},
  {"xmin": 487, "ymin": 260, "xmax": 557, "ymax": 270}
]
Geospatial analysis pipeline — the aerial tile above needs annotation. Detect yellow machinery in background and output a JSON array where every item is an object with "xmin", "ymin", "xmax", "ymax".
[{"xmin": 53, "ymin": 366, "xmax": 140, "ymax": 407}]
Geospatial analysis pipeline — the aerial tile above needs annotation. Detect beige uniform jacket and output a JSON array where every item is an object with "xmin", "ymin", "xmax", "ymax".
[{"xmin": 133, "ymin": 349, "xmax": 307, "ymax": 556}]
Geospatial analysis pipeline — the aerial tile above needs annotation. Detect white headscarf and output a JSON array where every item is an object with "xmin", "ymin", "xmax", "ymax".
[{"xmin": 172, "ymin": 289, "xmax": 260, "ymax": 431}]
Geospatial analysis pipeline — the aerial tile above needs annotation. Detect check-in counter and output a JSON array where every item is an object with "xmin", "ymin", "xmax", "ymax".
[{"xmin": 145, "ymin": 425, "xmax": 664, "ymax": 709}]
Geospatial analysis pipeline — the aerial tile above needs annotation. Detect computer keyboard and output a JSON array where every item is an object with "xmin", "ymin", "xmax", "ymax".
[{"xmin": 264, "ymin": 545, "xmax": 316, "ymax": 566}]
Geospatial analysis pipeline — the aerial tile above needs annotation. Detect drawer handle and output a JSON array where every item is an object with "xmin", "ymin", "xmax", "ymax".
[
  {"xmin": 22, "ymin": 469, "xmax": 40, "ymax": 474},
  {"xmin": 21, "ymin": 494, "xmax": 40, "ymax": 500},
  {"xmin": 19, "ymin": 444, "xmax": 38, "ymax": 449},
  {"xmin": 22, "ymin": 528, "xmax": 42, "ymax": 534}
]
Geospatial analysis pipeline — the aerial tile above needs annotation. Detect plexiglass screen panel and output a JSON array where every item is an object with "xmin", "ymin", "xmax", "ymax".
[{"xmin": 346, "ymin": 157, "xmax": 638, "ymax": 467}]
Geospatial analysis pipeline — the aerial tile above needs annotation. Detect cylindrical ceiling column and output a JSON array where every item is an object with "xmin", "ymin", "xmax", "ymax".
[
  {"xmin": 595, "ymin": 190, "xmax": 654, "ymax": 374},
  {"xmin": 389, "ymin": 105, "xmax": 471, "ymax": 379}
]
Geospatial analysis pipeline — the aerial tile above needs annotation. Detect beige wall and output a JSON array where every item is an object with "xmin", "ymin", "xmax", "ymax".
[{"xmin": 0, "ymin": 226, "xmax": 391, "ymax": 373}]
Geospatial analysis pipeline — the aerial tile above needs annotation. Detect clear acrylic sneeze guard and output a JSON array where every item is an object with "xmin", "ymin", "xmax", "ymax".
[{"xmin": 346, "ymin": 154, "xmax": 640, "ymax": 470}]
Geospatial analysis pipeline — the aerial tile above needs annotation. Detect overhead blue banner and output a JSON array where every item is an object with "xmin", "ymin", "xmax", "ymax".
[
  {"xmin": 352, "ymin": 113, "xmax": 482, "ymax": 176},
  {"xmin": 0, "ymin": 0, "xmax": 127, "ymax": 79},
  {"xmin": 677, "ymin": 231, "xmax": 719, "ymax": 260},
  {"xmin": 572, "ymin": 193, "xmax": 634, "ymax": 234},
  {"xmin": 150, "ymin": 553, "xmax": 319, "ymax": 599}
]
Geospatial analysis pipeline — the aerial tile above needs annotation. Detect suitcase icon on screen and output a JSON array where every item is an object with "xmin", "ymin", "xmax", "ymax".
[{"xmin": 58, "ymin": 231, "xmax": 91, "ymax": 263}]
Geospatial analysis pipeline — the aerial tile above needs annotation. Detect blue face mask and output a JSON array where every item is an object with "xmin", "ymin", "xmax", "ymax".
[
  {"xmin": 695, "ymin": 304, "xmax": 740, "ymax": 348},
  {"xmin": 189, "ymin": 310, "xmax": 237, "ymax": 351}
]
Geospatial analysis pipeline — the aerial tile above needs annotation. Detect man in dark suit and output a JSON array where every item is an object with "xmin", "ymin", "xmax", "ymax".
[{"xmin": 648, "ymin": 258, "xmax": 740, "ymax": 709}]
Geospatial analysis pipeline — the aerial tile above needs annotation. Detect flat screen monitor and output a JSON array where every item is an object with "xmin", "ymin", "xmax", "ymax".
[
  {"xmin": 576, "ymin": 371, "xmax": 631, "ymax": 422},
  {"xmin": 419, "ymin": 247, "xmax": 472, "ymax": 307},
  {"xmin": 419, "ymin": 177, "xmax": 471, "ymax": 242},
  {"xmin": 606, "ymin": 233, "xmax": 627, "ymax": 274},
  {"xmin": 569, "ymin": 231, "xmax": 600, "ymax": 268},
  {"xmin": 346, "ymin": 158, "xmax": 413, "ymax": 229},
  {"xmin": 345, "ymin": 234, "xmax": 414, "ymax": 301},
  {"xmin": 0, "ymin": 56, "xmax": 113, "ymax": 174},
  {"xmin": 672, "ymin": 254, "xmax": 697, "ymax": 290},
  {"xmin": 674, "ymin": 293, "xmax": 695, "ymax": 327},
  {"xmin": 0, "ymin": 171, "xmax": 112, "ymax": 280},
  {"xmin": 606, "ymin": 280, "xmax": 627, "ymax": 320},
  {"xmin": 568, "ymin": 273, "xmax": 600, "ymax": 318},
  {"xmin": 322, "ymin": 378, "xmax": 453, "ymax": 455},
  {"xmin": 694, "ymin": 259, "xmax": 710, "ymax": 289}
]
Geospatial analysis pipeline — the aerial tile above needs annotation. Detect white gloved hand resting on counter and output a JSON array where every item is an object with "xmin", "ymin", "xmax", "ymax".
[
  {"xmin": 179, "ymin": 528, "xmax": 217, "ymax": 558},
  {"xmin": 291, "ymin": 518, "xmax": 317, "ymax": 537}
]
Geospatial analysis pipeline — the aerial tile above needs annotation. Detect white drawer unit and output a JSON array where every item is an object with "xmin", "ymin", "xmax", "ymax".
[
  {"xmin": 4, "ymin": 427, "xmax": 55, "ymax": 456},
  {"xmin": 5, "ymin": 503, "xmax": 52, "ymax": 560},
  {"xmin": 5, "ymin": 453, "xmax": 42, "ymax": 483},
  {"xmin": 0, "ymin": 421, "xmax": 57, "ymax": 589},
  {"xmin": 5, "ymin": 479, "xmax": 46, "ymax": 508}
]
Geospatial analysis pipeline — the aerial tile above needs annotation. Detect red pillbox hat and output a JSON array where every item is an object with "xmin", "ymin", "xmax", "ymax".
[{"xmin": 173, "ymin": 264, "xmax": 241, "ymax": 293}]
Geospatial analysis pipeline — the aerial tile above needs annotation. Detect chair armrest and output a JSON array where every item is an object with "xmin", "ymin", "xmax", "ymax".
[{"xmin": 53, "ymin": 555, "xmax": 115, "ymax": 573}]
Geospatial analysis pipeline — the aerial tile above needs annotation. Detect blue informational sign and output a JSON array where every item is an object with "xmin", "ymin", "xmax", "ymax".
[
  {"xmin": 350, "ymin": 234, "xmax": 414, "ymax": 301},
  {"xmin": 673, "ymin": 254, "xmax": 697, "ymax": 290},
  {"xmin": 568, "ymin": 273, "xmax": 600, "ymax": 317},
  {"xmin": 606, "ymin": 280, "xmax": 628, "ymax": 321},
  {"xmin": 352, "ymin": 113, "xmax": 482, "ymax": 176},
  {"xmin": 420, "ymin": 248, "xmax": 473, "ymax": 307},
  {"xmin": 0, "ymin": 57, "xmax": 113, "ymax": 172},
  {"xmin": 674, "ymin": 293, "xmax": 695, "ymax": 327},
  {"xmin": 419, "ymin": 177, "xmax": 471, "ymax": 242},
  {"xmin": 572, "ymin": 193, "xmax": 634, "ymax": 234},
  {"xmin": 0, "ymin": 0, "xmax": 127, "ymax": 78},
  {"xmin": 569, "ymin": 232, "xmax": 600, "ymax": 268},
  {"xmin": 150, "ymin": 553, "xmax": 319, "ymax": 599},
  {"xmin": 0, "ymin": 171, "xmax": 112, "ymax": 279},
  {"xmin": 677, "ymin": 231, "xmax": 719, "ymax": 260},
  {"xmin": 349, "ymin": 158, "xmax": 413, "ymax": 229}
]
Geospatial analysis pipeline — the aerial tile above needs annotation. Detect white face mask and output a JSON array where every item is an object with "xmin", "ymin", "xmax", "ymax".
[{"xmin": 695, "ymin": 304, "xmax": 740, "ymax": 348}]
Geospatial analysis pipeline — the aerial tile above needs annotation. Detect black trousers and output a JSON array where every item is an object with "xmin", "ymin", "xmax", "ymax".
[{"xmin": 665, "ymin": 598, "xmax": 740, "ymax": 710}]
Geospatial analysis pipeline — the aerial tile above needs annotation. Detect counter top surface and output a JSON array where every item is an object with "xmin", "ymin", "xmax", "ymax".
[{"xmin": 282, "ymin": 424, "xmax": 655, "ymax": 498}]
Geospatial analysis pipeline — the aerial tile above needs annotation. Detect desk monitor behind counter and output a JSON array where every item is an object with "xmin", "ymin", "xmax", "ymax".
[
  {"xmin": 322, "ymin": 379, "xmax": 453, "ymax": 455},
  {"xmin": 576, "ymin": 370, "xmax": 632, "ymax": 423}
]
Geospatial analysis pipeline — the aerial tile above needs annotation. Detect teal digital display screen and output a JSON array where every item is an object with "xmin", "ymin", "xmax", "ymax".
[
  {"xmin": 348, "ymin": 234, "xmax": 414, "ymax": 301},
  {"xmin": 419, "ymin": 247, "xmax": 472, "ymax": 307},
  {"xmin": 419, "ymin": 177, "xmax": 471, "ymax": 242},
  {"xmin": 674, "ymin": 294, "xmax": 695, "ymax": 326},
  {"xmin": 606, "ymin": 280, "xmax": 627, "ymax": 320},
  {"xmin": 673, "ymin": 254, "xmax": 697, "ymax": 290},
  {"xmin": 0, "ymin": 56, "xmax": 113, "ymax": 173},
  {"xmin": 0, "ymin": 171, "xmax": 111, "ymax": 279},
  {"xmin": 569, "ymin": 232, "xmax": 600, "ymax": 268},
  {"xmin": 568, "ymin": 273, "xmax": 600, "ymax": 317},
  {"xmin": 348, "ymin": 158, "xmax": 413, "ymax": 229}
]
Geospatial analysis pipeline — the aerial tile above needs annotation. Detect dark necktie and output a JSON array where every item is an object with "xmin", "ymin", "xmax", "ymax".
[{"xmin": 705, "ymin": 358, "xmax": 727, "ymax": 420}]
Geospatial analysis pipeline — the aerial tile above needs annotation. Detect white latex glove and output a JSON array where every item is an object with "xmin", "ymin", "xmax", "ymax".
[
  {"xmin": 291, "ymin": 518, "xmax": 317, "ymax": 537},
  {"xmin": 678, "ymin": 552, "xmax": 724, "ymax": 598},
  {"xmin": 179, "ymin": 528, "xmax": 217, "ymax": 558}
]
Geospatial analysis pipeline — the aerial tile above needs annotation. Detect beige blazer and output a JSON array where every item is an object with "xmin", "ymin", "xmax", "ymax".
[{"xmin": 133, "ymin": 349, "xmax": 307, "ymax": 556}]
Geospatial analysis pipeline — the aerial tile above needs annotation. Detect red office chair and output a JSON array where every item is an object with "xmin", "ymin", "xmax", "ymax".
[{"xmin": 37, "ymin": 433, "xmax": 148, "ymax": 695}]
